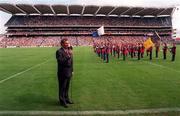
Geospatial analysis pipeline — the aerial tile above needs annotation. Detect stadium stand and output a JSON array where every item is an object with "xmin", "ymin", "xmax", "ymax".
[
  {"xmin": 0, "ymin": 4, "xmax": 175, "ymax": 48},
  {"xmin": 5, "ymin": 16, "xmax": 172, "ymax": 26}
]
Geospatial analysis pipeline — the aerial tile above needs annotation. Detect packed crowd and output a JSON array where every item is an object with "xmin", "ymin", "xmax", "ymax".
[
  {"xmin": 6, "ymin": 16, "xmax": 172, "ymax": 27},
  {"xmin": 6, "ymin": 27, "xmax": 172, "ymax": 43},
  {"xmin": 0, "ymin": 35, "xmax": 172, "ymax": 48},
  {"xmin": 6, "ymin": 30, "xmax": 171, "ymax": 36},
  {"xmin": 0, "ymin": 36, "xmax": 95, "ymax": 48},
  {"xmin": 6, "ymin": 30, "xmax": 94, "ymax": 36}
]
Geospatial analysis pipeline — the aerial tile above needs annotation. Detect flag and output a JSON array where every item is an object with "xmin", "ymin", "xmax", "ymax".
[
  {"xmin": 97, "ymin": 26, "xmax": 105, "ymax": 36},
  {"xmin": 92, "ymin": 26, "xmax": 105, "ymax": 37},
  {"xmin": 143, "ymin": 37, "xmax": 154, "ymax": 49},
  {"xmin": 92, "ymin": 31, "xmax": 99, "ymax": 37}
]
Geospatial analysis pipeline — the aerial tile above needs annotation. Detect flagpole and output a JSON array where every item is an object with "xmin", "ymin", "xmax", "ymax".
[
  {"xmin": 155, "ymin": 31, "xmax": 161, "ymax": 41},
  {"xmin": 154, "ymin": 31, "xmax": 162, "ymax": 48}
]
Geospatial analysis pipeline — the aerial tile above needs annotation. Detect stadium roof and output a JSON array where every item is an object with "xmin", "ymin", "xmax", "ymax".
[{"xmin": 0, "ymin": 3, "xmax": 175, "ymax": 17}]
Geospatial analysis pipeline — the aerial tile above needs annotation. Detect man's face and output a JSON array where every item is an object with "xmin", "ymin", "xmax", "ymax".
[{"xmin": 62, "ymin": 41, "xmax": 69, "ymax": 49}]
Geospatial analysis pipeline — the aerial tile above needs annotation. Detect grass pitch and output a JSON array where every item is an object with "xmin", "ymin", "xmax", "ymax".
[{"xmin": 0, "ymin": 46, "xmax": 180, "ymax": 114}]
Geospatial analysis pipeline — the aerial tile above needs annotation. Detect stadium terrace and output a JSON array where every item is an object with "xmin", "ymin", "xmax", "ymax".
[{"xmin": 0, "ymin": 3, "xmax": 175, "ymax": 47}]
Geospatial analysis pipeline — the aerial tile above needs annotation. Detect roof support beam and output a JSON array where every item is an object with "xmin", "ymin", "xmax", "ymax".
[
  {"xmin": 107, "ymin": 6, "xmax": 117, "ymax": 16},
  {"xmin": 32, "ymin": 5, "xmax": 42, "ymax": 15},
  {"xmin": 133, "ymin": 8, "xmax": 145, "ymax": 15},
  {"xmin": 0, "ymin": 6, "xmax": 12, "ymax": 14},
  {"xmin": 120, "ymin": 7, "xmax": 131, "ymax": 15},
  {"xmin": 50, "ymin": 5, "xmax": 56, "ymax": 15},
  {"xmin": 81, "ymin": 5, "xmax": 85, "ymax": 15},
  {"xmin": 67, "ymin": 5, "xmax": 70, "ymax": 15},
  {"xmin": 94, "ymin": 6, "xmax": 101, "ymax": 16},
  {"xmin": 14, "ymin": 4, "xmax": 27, "ymax": 14},
  {"xmin": 149, "ymin": 9, "xmax": 158, "ymax": 16},
  {"xmin": 157, "ymin": 8, "xmax": 166, "ymax": 15},
  {"xmin": 171, "ymin": 7, "xmax": 176, "ymax": 16}
]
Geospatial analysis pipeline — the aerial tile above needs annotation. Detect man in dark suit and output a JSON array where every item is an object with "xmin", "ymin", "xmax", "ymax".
[{"xmin": 56, "ymin": 38, "xmax": 73, "ymax": 108}]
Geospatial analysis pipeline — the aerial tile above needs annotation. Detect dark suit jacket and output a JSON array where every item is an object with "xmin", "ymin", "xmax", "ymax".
[{"xmin": 56, "ymin": 48, "xmax": 73, "ymax": 78}]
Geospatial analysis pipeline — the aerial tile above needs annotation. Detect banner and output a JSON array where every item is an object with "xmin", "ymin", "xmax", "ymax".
[
  {"xmin": 92, "ymin": 26, "xmax": 105, "ymax": 37},
  {"xmin": 92, "ymin": 31, "xmax": 99, "ymax": 37},
  {"xmin": 97, "ymin": 26, "xmax": 104, "ymax": 36},
  {"xmin": 143, "ymin": 38, "xmax": 154, "ymax": 49}
]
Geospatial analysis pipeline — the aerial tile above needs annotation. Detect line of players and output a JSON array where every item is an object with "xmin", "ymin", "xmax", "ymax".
[{"xmin": 93, "ymin": 42, "xmax": 176, "ymax": 63}]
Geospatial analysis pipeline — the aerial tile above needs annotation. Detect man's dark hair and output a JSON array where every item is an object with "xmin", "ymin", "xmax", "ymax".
[{"xmin": 61, "ymin": 38, "xmax": 68, "ymax": 45}]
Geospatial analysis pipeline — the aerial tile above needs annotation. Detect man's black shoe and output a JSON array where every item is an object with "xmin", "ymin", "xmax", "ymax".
[
  {"xmin": 66, "ymin": 100, "xmax": 74, "ymax": 104},
  {"xmin": 62, "ymin": 104, "xmax": 68, "ymax": 108},
  {"xmin": 60, "ymin": 102, "xmax": 68, "ymax": 108}
]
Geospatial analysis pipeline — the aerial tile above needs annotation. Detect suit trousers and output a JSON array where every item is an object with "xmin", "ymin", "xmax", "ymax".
[{"xmin": 58, "ymin": 76, "xmax": 71, "ymax": 104}]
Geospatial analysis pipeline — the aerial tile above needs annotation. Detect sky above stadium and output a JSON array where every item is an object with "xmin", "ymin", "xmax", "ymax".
[{"xmin": 0, "ymin": 0, "xmax": 180, "ymax": 36}]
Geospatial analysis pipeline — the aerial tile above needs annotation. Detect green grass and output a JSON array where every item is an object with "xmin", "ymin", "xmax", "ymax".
[{"xmin": 0, "ymin": 46, "xmax": 180, "ymax": 114}]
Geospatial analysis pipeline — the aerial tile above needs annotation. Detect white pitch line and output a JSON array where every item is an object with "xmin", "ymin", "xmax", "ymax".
[
  {"xmin": 0, "ymin": 108, "xmax": 180, "ymax": 115},
  {"xmin": 0, "ymin": 59, "xmax": 50, "ymax": 84},
  {"xmin": 144, "ymin": 61, "xmax": 180, "ymax": 74}
]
